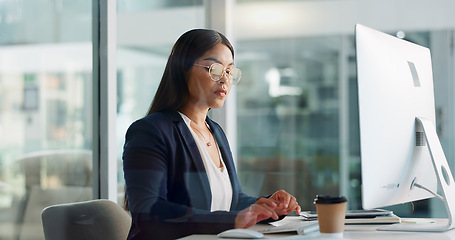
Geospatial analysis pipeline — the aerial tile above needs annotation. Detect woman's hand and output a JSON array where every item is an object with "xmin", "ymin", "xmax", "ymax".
[
  {"xmin": 269, "ymin": 190, "xmax": 301, "ymax": 216},
  {"xmin": 234, "ymin": 198, "xmax": 279, "ymax": 229}
]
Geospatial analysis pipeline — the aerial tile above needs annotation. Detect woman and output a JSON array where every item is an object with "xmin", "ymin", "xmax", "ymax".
[{"xmin": 123, "ymin": 29, "xmax": 301, "ymax": 240}]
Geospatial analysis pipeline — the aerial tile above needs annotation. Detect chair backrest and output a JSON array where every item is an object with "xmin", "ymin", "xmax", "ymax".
[
  {"xmin": 41, "ymin": 199, "xmax": 131, "ymax": 240},
  {"xmin": 21, "ymin": 185, "xmax": 92, "ymax": 240}
]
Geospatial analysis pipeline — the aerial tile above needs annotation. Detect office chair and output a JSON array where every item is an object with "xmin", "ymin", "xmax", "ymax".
[
  {"xmin": 15, "ymin": 150, "xmax": 93, "ymax": 240},
  {"xmin": 41, "ymin": 199, "xmax": 131, "ymax": 240}
]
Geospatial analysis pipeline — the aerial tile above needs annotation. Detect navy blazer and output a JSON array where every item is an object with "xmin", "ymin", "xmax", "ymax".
[{"xmin": 123, "ymin": 110, "xmax": 258, "ymax": 239}]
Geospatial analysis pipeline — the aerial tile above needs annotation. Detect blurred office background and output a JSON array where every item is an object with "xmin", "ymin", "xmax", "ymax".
[{"xmin": 0, "ymin": 0, "xmax": 454, "ymax": 239}]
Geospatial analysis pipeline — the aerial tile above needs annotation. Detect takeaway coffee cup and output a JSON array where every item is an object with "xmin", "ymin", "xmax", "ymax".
[{"xmin": 314, "ymin": 195, "xmax": 347, "ymax": 238}]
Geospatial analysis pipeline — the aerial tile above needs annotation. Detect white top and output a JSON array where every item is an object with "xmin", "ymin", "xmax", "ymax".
[{"xmin": 178, "ymin": 112, "xmax": 233, "ymax": 212}]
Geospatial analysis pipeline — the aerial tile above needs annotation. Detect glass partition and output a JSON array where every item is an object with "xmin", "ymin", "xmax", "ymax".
[
  {"xmin": 233, "ymin": 1, "xmax": 455, "ymax": 218},
  {"xmin": 234, "ymin": 36, "xmax": 350, "ymax": 211},
  {"xmin": 114, "ymin": 0, "xmax": 455, "ymax": 220},
  {"xmin": 0, "ymin": 1, "xmax": 93, "ymax": 239},
  {"xmin": 116, "ymin": 0, "xmax": 205, "ymax": 206}
]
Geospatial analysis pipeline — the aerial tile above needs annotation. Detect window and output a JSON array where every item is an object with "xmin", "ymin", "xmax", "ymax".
[
  {"xmin": 0, "ymin": 1, "xmax": 92, "ymax": 239},
  {"xmin": 233, "ymin": 1, "xmax": 455, "ymax": 218},
  {"xmin": 116, "ymin": 0, "xmax": 205, "ymax": 206}
]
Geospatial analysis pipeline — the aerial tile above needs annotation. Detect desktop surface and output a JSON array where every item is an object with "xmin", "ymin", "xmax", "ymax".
[{"xmin": 179, "ymin": 216, "xmax": 455, "ymax": 240}]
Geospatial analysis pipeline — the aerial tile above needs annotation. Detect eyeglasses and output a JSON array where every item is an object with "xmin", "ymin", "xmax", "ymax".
[{"xmin": 194, "ymin": 62, "xmax": 242, "ymax": 84}]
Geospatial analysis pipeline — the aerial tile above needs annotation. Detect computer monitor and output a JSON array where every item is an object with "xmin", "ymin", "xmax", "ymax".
[{"xmin": 355, "ymin": 24, "xmax": 455, "ymax": 231}]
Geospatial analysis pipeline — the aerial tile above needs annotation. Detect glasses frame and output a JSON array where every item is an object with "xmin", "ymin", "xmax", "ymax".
[{"xmin": 194, "ymin": 62, "xmax": 242, "ymax": 84}]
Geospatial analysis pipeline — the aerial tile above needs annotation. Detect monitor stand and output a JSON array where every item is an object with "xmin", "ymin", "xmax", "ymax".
[{"xmin": 378, "ymin": 117, "xmax": 455, "ymax": 232}]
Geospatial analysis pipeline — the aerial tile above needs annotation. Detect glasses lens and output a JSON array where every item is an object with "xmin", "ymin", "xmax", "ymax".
[
  {"xmin": 209, "ymin": 63, "xmax": 224, "ymax": 80},
  {"xmin": 230, "ymin": 68, "xmax": 242, "ymax": 84}
]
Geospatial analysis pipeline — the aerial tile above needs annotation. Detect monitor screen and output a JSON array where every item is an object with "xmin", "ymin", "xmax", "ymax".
[{"xmin": 355, "ymin": 24, "xmax": 438, "ymax": 210}]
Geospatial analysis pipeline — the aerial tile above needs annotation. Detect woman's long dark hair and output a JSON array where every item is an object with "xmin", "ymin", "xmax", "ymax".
[
  {"xmin": 147, "ymin": 29, "xmax": 234, "ymax": 115},
  {"xmin": 123, "ymin": 29, "xmax": 235, "ymax": 211}
]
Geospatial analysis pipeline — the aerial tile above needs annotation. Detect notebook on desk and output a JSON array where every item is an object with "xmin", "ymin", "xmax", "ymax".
[
  {"xmin": 345, "ymin": 214, "xmax": 401, "ymax": 224},
  {"xmin": 300, "ymin": 209, "xmax": 401, "ymax": 224},
  {"xmin": 259, "ymin": 220, "xmax": 319, "ymax": 234}
]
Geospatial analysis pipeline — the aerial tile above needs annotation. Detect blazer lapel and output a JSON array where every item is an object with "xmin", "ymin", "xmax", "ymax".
[
  {"xmin": 206, "ymin": 117, "xmax": 241, "ymax": 209},
  {"xmin": 165, "ymin": 111, "xmax": 212, "ymax": 210}
]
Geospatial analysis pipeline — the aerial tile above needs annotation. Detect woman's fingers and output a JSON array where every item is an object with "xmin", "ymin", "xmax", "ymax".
[
  {"xmin": 276, "ymin": 190, "xmax": 292, "ymax": 208},
  {"xmin": 235, "ymin": 191, "xmax": 303, "ymax": 229},
  {"xmin": 255, "ymin": 197, "xmax": 277, "ymax": 209},
  {"xmin": 234, "ymin": 202, "xmax": 278, "ymax": 229},
  {"xmin": 270, "ymin": 190, "xmax": 302, "ymax": 215},
  {"xmin": 252, "ymin": 201, "xmax": 279, "ymax": 221}
]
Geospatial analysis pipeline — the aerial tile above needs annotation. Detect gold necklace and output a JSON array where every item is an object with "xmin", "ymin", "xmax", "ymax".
[{"xmin": 192, "ymin": 124, "xmax": 212, "ymax": 147}]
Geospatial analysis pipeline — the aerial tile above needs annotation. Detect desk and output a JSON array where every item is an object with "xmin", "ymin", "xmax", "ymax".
[{"xmin": 180, "ymin": 217, "xmax": 455, "ymax": 240}]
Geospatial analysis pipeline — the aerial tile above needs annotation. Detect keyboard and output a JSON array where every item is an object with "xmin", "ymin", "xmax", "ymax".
[{"xmin": 259, "ymin": 220, "xmax": 319, "ymax": 234}]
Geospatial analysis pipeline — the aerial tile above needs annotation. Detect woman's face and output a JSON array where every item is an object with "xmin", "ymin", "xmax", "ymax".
[{"xmin": 186, "ymin": 43, "xmax": 234, "ymax": 110}]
